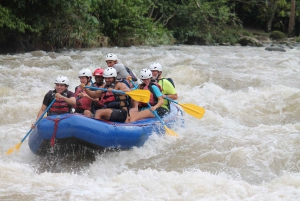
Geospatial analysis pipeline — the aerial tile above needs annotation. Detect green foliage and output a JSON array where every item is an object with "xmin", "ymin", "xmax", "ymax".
[
  {"xmin": 93, "ymin": 0, "xmax": 173, "ymax": 46},
  {"xmin": 0, "ymin": 5, "xmax": 36, "ymax": 33},
  {"xmin": 43, "ymin": 0, "xmax": 102, "ymax": 48},
  {"xmin": 269, "ymin": 30, "xmax": 286, "ymax": 40},
  {"xmin": 0, "ymin": 0, "xmax": 298, "ymax": 52},
  {"xmin": 148, "ymin": 0, "xmax": 241, "ymax": 44}
]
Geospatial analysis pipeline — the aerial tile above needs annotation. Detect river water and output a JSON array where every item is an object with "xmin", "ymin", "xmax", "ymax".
[{"xmin": 0, "ymin": 45, "xmax": 300, "ymax": 200}]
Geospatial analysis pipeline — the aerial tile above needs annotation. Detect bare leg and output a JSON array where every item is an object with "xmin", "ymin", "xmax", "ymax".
[
  {"xmin": 94, "ymin": 109, "xmax": 113, "ymax": 120},
  {"xmin": 129, "ymin": 109, "xmax": 155, "ymax": 122},
  {"xmin": 84, "ymin": 110, "xmax": 92, "ymax": 117}
]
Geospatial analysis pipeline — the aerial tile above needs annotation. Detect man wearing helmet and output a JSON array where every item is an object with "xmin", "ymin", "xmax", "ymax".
[
  {"xmin": 90, "ymin": 67, "xmax": 105, "ymax": 115},
  {"xmin": 129, "ymin": 68, "xmax": 167, "ymax": 122},
  {"xmin": 74, "ymin": 68, "xmax": 97, "ymax": 117},
  {"xmin": 83, "ymin": 67, "xmax": 131, "ymax": 122},
  {"xmin": 149, "ymin": 62, "xmax": 177, "ymax": 109},
  {"xmin": 32, "ymin": 76, "xmax": 76, "ymax": 127},
  {"xmin": 105, "ymin": 53, "xmax": 138, "ymax": 87}
]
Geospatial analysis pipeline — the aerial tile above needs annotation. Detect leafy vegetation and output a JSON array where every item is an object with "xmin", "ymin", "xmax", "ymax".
[{"xmin": 0, "ymin": 0, "xmax": 299, "ymax": 52}]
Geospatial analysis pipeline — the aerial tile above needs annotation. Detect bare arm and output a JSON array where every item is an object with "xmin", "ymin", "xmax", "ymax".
[
  {"xmin": 165, "ymin": 94, "xmax": 178, "ymax": 100},
  {"xmin": 116, "ymin": 82, "xmax": 130, "ymax": 92},
  {"xmin": 151, "ymin": 96, "xmax": 164, "ymax": 111},
  {"xmin": 55, "ymin": 93, "xmax": 76, "ymax": 107},
  {"xmin": 35, "ymin": 104, "xmax": 47, "ymax": 121},
  {"xmin": 79, "ymin": 92, "xmax": 99, "ymax": 102},
  {"xmin": 31, "ymin": 104, "xmax": 47, "ymax": 128},
  {"xmin": 84, "ymin": 88, "xmax": 102, "ymax": 98}
]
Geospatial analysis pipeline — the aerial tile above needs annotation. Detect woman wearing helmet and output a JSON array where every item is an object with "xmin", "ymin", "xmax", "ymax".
[
  {"xmin": 129, "ymin": 69, "xmax": 168, "ymax": 122},
  {"xmin": 74, "ymin": 68, "xmax": 97, "ymax": 117},
  {"xmin": 32, "ymin": 76, "xmax": 76, "ymax": 128},
  {"xmin": 83, "ymin": 67, "xmax": 131, "ymax": 122}
]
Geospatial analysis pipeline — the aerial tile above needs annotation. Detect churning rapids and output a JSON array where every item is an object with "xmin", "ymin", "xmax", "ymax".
[{"xmin": 0, "ymin": 45, "xmax": 300, "ymax": 200}]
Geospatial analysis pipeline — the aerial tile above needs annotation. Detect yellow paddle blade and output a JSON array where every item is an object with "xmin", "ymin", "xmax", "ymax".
[
  {"xmin": 179, "ymin": 103, "xmax": 205, "ymax": 119},
  {"xmin": 164, "ymin": 125, "xmax": 178, "ymax": 137},
  {"xmin": 6, "ymin": 142, "xmax": 22, "ymax": 154},
  {"xmin": 126, "ymin": 89, "xmax": 150, "ymax": 103}
]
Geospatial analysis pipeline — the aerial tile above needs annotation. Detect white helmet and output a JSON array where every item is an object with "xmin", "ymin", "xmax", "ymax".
[
  {"xmin": 103, "ymin": 67, "xmax": 117, "ymax": 78},
  {"xmin": 54, "ymin": 76, "xmax": 69, "ymax": 86},
  {"xmin": 105, "ymin": 53, "xmax": 118, "ymax": 61},
  {"xmin": 78, "ymin": 68, "xmax": 92, "ymax": 77},
  {"xmin": 140, "ymin": 68, "xmax": 152, "ymax": 79},
  {"xmin": 149, "ymin": 63, "xmax": 162, "ymax": 71}
]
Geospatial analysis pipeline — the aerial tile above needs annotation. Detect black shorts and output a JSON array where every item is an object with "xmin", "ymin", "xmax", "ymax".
[
  {"xmin": 75, "ymin": 108, "xmax": 84, "ymax": 114},
  {"xmin": 109, "ymin": 108, "xmax": 128, "ymax": 122},
  {"xmin": 156, "ymin": 107, "xmax": 169, "ymax": 118}
]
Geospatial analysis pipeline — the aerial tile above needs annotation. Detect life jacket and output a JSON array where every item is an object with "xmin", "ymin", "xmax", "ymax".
[
  {"xmin": 74, "ymin": 86, "xmax": 92, "ymax": 110},
  {"xmin": 48, "ymin": 90, "xmax": 72, "ymax": 115},
  {"xmin": 91, "ymin": 83, "xmax": 104, "ymax": 111},
  {"xmin": 99, "ymin": 82, "xmax": 131, "ymax": 111},
  {"xmin": 138, "ymin": 82, "xmax": 162, "ymax": 108}
]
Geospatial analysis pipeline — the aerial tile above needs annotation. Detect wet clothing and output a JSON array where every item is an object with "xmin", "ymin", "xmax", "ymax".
[
  {"xmin": 74, "ymin": 86, "xmax": 92, "ymax": 113},
  {"xmin": 43, "ymin": 89, "xmax": 74, "ymax": 116}
]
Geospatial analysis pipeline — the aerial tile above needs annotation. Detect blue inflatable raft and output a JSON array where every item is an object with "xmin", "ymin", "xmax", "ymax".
[{"xmin": 29, "ymin": 104, "xmax": 183, "ymax": 155}]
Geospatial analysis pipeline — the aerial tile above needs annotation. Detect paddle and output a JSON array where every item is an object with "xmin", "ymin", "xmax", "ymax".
[
  {"xmin": 129, "ymin": 79, "xmax": 178, "ymax": 137},
  {"xmin": 147, "ymin": 103, "xmax": 178, "ymax": 137},
  {"xmin": 85, "ymin": 86, "xmax": 150, "ymax": 103},
  {"xmin": 6, "ymin": 99, "xmax": 56, "ymax": 154},
  {"xmin": 164, "ymin": 96, "xmax": 205, "ymax": 119}
]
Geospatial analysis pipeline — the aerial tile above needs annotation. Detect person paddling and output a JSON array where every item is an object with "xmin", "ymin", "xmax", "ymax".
[
  {"xmin": 90, "ymin": 67, "xmax": 105, "ymax": 115},
  {"xmin": 129, "ymin": 69, "xmax": 168, "ymax": 122},
  {"xmin": 83, "ymin": 67, "xmax": 132, "ymax": 122},
  {"xmin": 149, "ymin": 62, "xmax": 177, "ymax": 110},
  {"xmin": 74, "ymin": 68, "xmax": 97, "ymax": 117},
  {"xmin": 32, "ymin": 76, "xmax": 75, "ymax": 128}
]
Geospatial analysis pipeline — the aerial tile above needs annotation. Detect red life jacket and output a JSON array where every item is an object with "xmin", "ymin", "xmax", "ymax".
[
  {"xmin": 48, "ymin": 90, "xmax": 72, "ymax": 115},
  {"xmin": 99, "ymin": 82, "xmax": 131, "ymax": 109},
  {"xmin": 74, "ymin": 86, "xmax": 92, "ymax": 110},
  {"xmin": 138, "ymin": 82, "xmax": 162, "ymax": 108}
]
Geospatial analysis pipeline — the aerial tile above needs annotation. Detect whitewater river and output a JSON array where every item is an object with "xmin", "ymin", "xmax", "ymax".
[{"xmin": 0, "ymin": 45, "xmax": 300, "ymax": 200}]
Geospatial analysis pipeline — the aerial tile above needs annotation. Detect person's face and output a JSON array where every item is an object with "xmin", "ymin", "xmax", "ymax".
[
  {"xmin": 95, "ymin": 76, "xmax": 103, "ymax": 84},
  {"xmin": 151, "ymin": 70, "xmax": 159, "ymax": 79},
  {"xmin": 106, "ymin": 60, "xmax": 117, "ymax": 67},
  {"xmin": 55, "ymin": 84, "xmax": 67, "ymax": 93},
  {"xmin": 104, "ymin": 77, "xmax": 114, "ymax": 85},
  {"xmin": 79, "ymin": 76, "xmax": 88, "ymax": 85},
  {"xmin": 142, "ymin": 78, "xmax": 151, "ymax": 85}
]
